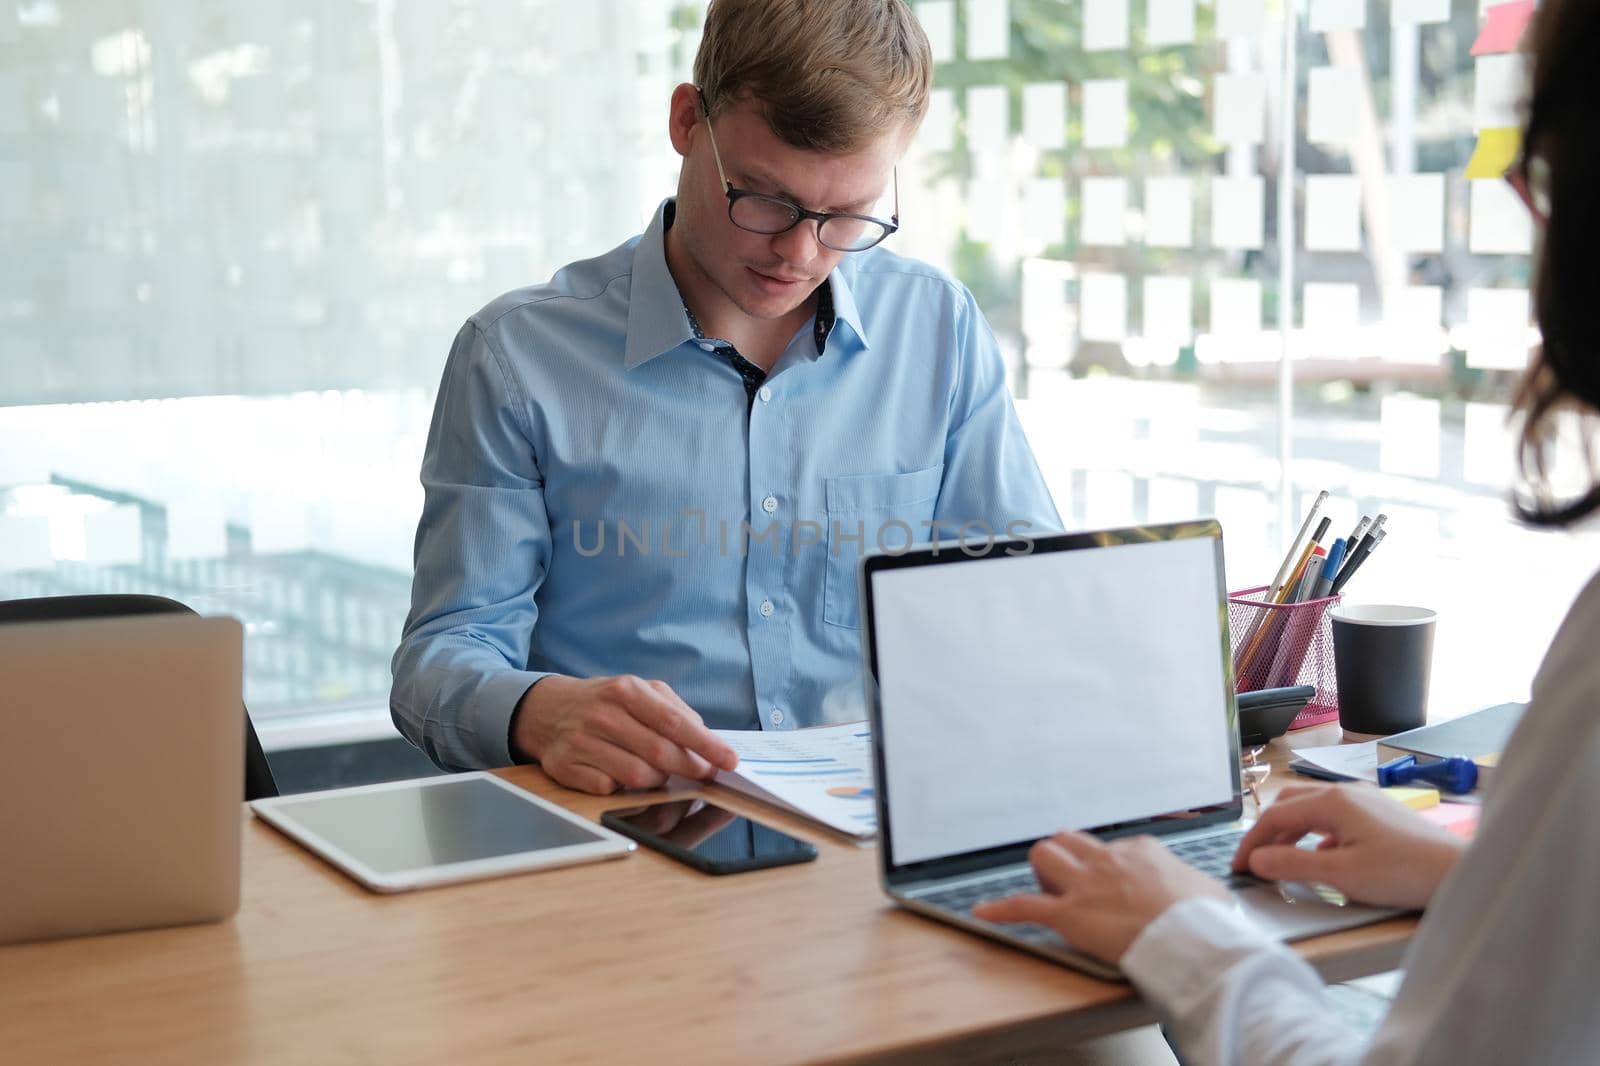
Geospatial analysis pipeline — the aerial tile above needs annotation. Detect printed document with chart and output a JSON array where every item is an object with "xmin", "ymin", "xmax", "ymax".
[{"xmin": 707, "ymin": 722, "xmax": 877, "ymax": 839}]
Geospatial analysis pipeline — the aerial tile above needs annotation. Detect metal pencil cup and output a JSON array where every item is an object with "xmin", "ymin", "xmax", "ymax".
[{"xmin": 1227, "ymin": 586, "xmax": 1341, "ymax": 730}]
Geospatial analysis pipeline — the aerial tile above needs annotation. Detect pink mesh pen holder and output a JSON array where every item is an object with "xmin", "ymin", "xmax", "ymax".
[{"xmin": 1228, "ymin": 586, "xmax": 1341, "ymax": 729}]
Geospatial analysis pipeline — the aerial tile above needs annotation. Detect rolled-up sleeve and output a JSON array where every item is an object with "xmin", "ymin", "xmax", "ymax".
[{"xmin": 391, "ymin": 320, "xmax": 554, "ymax": 770}]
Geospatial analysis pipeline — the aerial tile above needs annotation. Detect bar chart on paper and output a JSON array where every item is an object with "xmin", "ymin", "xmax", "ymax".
[{"xmin": 708, "ymin": 723, "xmax": 878, "ymax": 839}]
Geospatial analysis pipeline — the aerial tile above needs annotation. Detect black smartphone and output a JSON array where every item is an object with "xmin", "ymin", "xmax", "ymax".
[{"xmin": 600, "ymin": 799, "xmax": 819, "ymax": 875}]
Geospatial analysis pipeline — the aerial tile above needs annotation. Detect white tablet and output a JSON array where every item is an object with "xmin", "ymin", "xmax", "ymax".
[{"xmin": 250, "ymin": 773, "xmax": 634, "ymax": 893}]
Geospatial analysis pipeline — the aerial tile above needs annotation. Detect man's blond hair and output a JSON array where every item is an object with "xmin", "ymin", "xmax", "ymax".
[{"xmin": 693, "ymin": 0, "xmax": 933, "ymax": 153}]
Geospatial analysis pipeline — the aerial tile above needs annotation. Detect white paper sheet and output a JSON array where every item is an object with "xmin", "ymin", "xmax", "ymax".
[
  {"xmin": 1081, "ymin": 176, "xmax": 1128, "ymax": 246},
  {"xmin": 1146, "ymin": 0, "xmax": 1196, "ymax": 46},
  {"xmin": 1303, "ymin": 282, "xmax": 1361, "ymax": 337},
  {"xmin": 1144, "ymin": 176, "xmax": 1193, "ymax": 247},
  {"xmin": 1210, "ymin": 277, "xmax": 1262, "ymax": 336},
  {"xmin": 1215, "ymin": 0, "xmax": 1265, "ymax": 38},
  {"xmin": 966, "ymin": 0, "xmax": 1010, "ymax": 60},
  {"xmin": 1474, "ymin": 54, "xmax": 1527, "ymax": 130},
  {"xmin": 1022, "ymin": 82, "xmax": 1067, "ymax": 150},
  {"xmin": 1022, "ymin": 177, "xmax": 1066, "ymax": 252},
  {"xmin": 1308, "ymin": 65, "xmax": 1361, "ymax": 146},
  {"xmin": 1142, "ymin": 276, "xmax": 1194, "ymax": 344},
  {"xmin": 706, "ymin": 722, "xmax": 877, "ymax": 839},
  {"xmin": 1469, "ymin": 179, "xmax": 1535, "ymax": 255},
  {"xmin": 1386, "ymin": 173, "xmax": 1445, "ymax": 254},
  {"xmin": 1291, "ymin": 741, "xmax": 1379, "ymax": 783},
  {"xmin": 1080, "ymin": 272, "xmax": 1128, "ymax": 342},
  {"xmin": 1392, "ymin": 0, "xmax": 1450, "ymax": 25},
  {"xmin": 1210, "ymin": 175, "xmax": 1264, "ymax": 250},
  {"xmin": 966, "ymin": 84, "xmax": 1008, "ymax": 155},
  {"xmin": 916, "ymin": 0, "xmax": 955, "ymax": 62},
  {"xmin": 1084, "ymin": 0, "xmax": 1129, "ymax": 51},
  {"xmin": 1466, "ymin": 287, "xmax": 1532, "ymax": 370},
  {"xmin": 1214, "ymin": 73, "xmax": 1266, "ymax": 146},
  {"xmin": 1304, "ymin": 174, "xmax": 1363, "ymax": 252},
  {"xmin": 1309, "ymin": 0, "xmax": 1366, "ymax": 32},
  {"xmin": 1082, "ymin": 78, "xmax": 1129, "ymax": 149},
  {"xmin": 918, "ymin": 88, "xmax": 955, "ymax": 153}
]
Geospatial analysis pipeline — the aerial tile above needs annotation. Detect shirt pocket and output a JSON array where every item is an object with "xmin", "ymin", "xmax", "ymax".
[{"xmin": 822, "ymin": 463, "xmax": 945, "ymax": 630}]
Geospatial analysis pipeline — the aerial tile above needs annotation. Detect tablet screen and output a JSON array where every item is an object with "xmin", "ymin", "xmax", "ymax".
[{"xmin": 268, "ymin": 776, "xmax": 607, "ymax": 875}]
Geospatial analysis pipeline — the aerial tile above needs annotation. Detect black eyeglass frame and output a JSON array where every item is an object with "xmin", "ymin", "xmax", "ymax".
[{"xmin": 696, "ymin": 89, "xmax": 900, "ymax": 252}]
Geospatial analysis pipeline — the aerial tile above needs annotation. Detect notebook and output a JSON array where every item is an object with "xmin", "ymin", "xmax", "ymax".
[
  {"xmin": 1376, "ymin": 702, "xmax": 1526, "ymax": 783},
  {"xmin": 858, "ymin": 520, "xmax": 1403, "ymax": 980}
]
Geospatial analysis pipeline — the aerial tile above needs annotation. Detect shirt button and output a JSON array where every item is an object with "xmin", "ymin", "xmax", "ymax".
[
  {"xmin": 758, "ymin": 386, "xmax": 773, "ymax": 403},
  {"xmin": 759, "ymin": 599, "xmax": 775, "ymax": 618},
  {"xmin": 770, "ymin": 708, "xmax": 785, "ymax": 726},
  {"xmin": 698, "ymin": 341, "xmax": 715, "ymax": 352},
  {"xmin": 761, "ymin": 495, "xmax": 778, "ymax": 514}
]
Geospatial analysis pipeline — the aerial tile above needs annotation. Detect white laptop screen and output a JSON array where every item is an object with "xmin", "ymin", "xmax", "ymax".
[{"xmin": 869, "ymin": 535, "xmax": 1236, "ymax": 868}]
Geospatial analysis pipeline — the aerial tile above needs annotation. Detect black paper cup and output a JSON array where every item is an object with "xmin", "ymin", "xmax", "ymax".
[{"xmin": 1330, "ymin": 605, "xmax": 1436, "ymax": 736}]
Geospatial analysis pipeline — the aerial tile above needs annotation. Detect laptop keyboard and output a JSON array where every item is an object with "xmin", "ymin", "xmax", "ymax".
[{"xmin": 921, "ymin": 829, "xmax": 1258, "ymax": 920}]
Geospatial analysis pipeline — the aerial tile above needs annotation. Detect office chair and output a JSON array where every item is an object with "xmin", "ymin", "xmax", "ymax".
[{"xmin": 0, "ymin": 594, "xmax": 278, "ymax": 801}]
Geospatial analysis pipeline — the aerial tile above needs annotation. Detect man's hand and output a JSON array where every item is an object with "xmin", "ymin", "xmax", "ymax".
[
  {"xmin": 1231, "ymin": 783, "xmax": 1467, "ymax": 910},
  {"xmin": 510, "ymin": 675, "xmax": 739, "ymax": 795},
  {"xmin": 972, "ymin": 831, "xmax": 1228, "ymax": 964}
]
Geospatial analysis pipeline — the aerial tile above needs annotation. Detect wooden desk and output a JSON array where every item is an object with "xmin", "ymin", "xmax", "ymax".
[{"xmin": 0, "ymin": 728, "xmax": 1411, "ymax": 1065}]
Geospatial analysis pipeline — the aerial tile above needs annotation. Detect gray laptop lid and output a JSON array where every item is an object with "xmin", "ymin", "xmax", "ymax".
[
  {"xmin": 860, "ymin": 521, "xmax": 1242, "ymax": 885},
  {"xmin": 0, "ymin": 615, "xmax": 244, "ymax": 944}
]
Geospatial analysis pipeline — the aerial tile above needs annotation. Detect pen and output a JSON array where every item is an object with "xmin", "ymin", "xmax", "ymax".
[
  {"xmin": 1330, "ymin": 527, "xmax": 1385, "ymax": 595},
  {"xmin": 1311, "ymin": 537, "xmax": 1346, "ymax": 599},
  {"xmin": 1293, "ymin": 554, "xmax": 1325, "ymax": 604},
  {"xmin": 1345, "ymin": 515, "xmax": 1371, "ymax": 554},
  {"xmin": 1275, "ymin": 516, "xmax": 1330, "ymax": 604},
  {"xmin": 1267, "ymin": 491, "xmax": 1329, "ymax": 602}
]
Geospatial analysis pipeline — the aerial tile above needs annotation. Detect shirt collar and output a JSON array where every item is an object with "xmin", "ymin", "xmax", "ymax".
[{"xmin": 624, "ymin": 198, "xmax": 872, "ymax": 370}]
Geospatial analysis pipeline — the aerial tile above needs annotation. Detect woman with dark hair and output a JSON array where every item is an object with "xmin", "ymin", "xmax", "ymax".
[{"xmin": 975, "ymin": 2, "xmax": 1600, "ymax": 1061}]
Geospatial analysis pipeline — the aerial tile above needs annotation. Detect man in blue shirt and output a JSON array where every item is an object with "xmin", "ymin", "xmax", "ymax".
[{"xmin": 392, "ymin": 0, "xmax": 1060, "ymax": 794}]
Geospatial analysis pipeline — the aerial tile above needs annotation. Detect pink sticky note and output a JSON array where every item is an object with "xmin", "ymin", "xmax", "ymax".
[{"xmin": 1470, "ymin": 0, "xmax": 1536, "ymax": 56}]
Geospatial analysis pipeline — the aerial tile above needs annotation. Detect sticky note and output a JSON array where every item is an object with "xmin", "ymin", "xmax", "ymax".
[
  {"xmin": 1470, "ymin": 179, "xmax": 1534, "ymax": 255},
  {"xmin": 1214, "ymin": 73, "xmax": 1266, "ymax": 147},
  {"xmin": 1304, "ymin": 174, "xmax": 1363, "ymax": 252},
  {"xmin": 1022, "ymin": 82, "xmax": 1067, "ymax": 150},
  {"xmin": 1392, "ymin": 0, "xmax": 1450, "ymax": 25},
  {"xmin": 967, "ymin": 0, "xmax": 1010, "ymax": 60},
  {"xmin": 1211, "ymin": 176, "xmax": 1264, "ymax": 251},
  {"xmin": 1082, "ymin": 78, "xmax": 1129, "ymax": 149},
  {"xmin": 1081, "ymin": 177, "xmax": 1128, "ymax": 246},
  {"xmin": 1022, "ymin": 177, "xmax": 1066, "ymax": 252},
  {"xmin": 1021, "ymin": 258, "xmax": 1073, "ymax": 343},
  {"xmin": 917, "ymin": 88, "xmax": 955, "ymax": 153},
  {"xmin": 966, "ymin": 85, "xmax": 1008, "ymax": 154},
  {"xmin": 1215, "ymin": 0, "xmax": 1264, "ymax": 39},
  {"xmin": 1466, "ymin": 287, "xmax": 1532, "ymax": 370},
  {"xmin": 1146, "ymin": 0, "xmax": 1196, "ymax": 46},
  {"xmin": 1465, "ymin": 126, "xmax": 1520, "ymax": 180},
  {"xmin": 1380, "ymin": 395, "xmax": 1441, "ymax": 479},
  {"xmin": 966, "ymin": 173, "xmax": 1006, "ymax": 241},
  {"xmin": 1143, "ymin": 277, "xmax": 1194, "ymax": 344},
  {"xmin": 1144, "ymin": 176, "xmax": 1193, "ymax": 247},
  {"xmin": 1381, "ymin": 786, "xmax": 1440, "ymax": 810},
  {"xmin": 1474, "ymin": 54, "xmax": 1527, "ymax": 130},
  {"xmin": 1308, "ymin": 66, "xmax": 1361, "ymax": 146},
  {"xmin": 1210, "ymin": 278, "xmax": 1262, "ymax": 336},
  {"xmin": 1084, "ymin": 0, "xmax": 1129, "ymax": 52},
  {"xmin": 1386, "ymin": 174, "xmax": 1445, "ymax": 254},
  {"xmin": 917, "ymin": 1, "xmax": 955, "ymax": 63},
  {"xmin": 1303, "ymin": 282, "xmax": 1361, "ymax": 337},
  {"xmin": 1471, "ymin": 0, "xmax": 1536, "ymax": 56},
  {"xmin": 1309, "ymin": 0, "xmax": 1365, "ymax": 33},
  {"xmin": 1080, "ymin": 272, "xmax": 1128, "ymax": 342}
]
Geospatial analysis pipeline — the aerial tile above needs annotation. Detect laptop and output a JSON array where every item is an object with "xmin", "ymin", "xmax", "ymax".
[
  {"xmin": 1, "ymin": 614, "xmax": 244, "ymax": 945},
  {"xmin": 858, "ymin": 520, "xmax": 1401, "ymax": 980}
]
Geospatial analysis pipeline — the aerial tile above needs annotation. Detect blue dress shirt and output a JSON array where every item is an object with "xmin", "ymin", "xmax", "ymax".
[{"xmin": 392, "ymin": 200, "xmax": 1060, "ymax": 770}]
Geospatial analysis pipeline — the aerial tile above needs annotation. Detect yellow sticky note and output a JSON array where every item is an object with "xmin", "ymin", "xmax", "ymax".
[
  {"xmin": 1382, "ymin": 786, "xmax": 1441, "ymax": 811},
  {"xmin": 1466, "ymin": 127, "xmax": 1520, "ymax": 180},
  {"xmin": 1476, "ymin": 752, "xmax": 1501, "ymax": 769}
]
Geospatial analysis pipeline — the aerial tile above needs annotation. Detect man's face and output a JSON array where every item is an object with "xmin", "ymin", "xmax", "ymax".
[{"xmin": 669, "ymin": 87, "xmax": 908, "ymax": 323}]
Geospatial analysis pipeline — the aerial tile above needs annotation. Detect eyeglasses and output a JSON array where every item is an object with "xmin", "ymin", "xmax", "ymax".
[
  {"xmin": 1506, "ymin": 149, "xmax": 1551, "ymax": 225},
  {"xmin": 697, "ymin": 92, "xmax": 899, "ymax": 253},
  {"xmin": 1241, "ymin": 746, "xmax": 1271, "ymax": 812}
]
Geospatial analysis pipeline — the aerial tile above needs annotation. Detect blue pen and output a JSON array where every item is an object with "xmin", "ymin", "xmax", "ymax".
[{"xmin": 1311, "ymin": 538, "xmax": 1346, "ymax": 599}]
